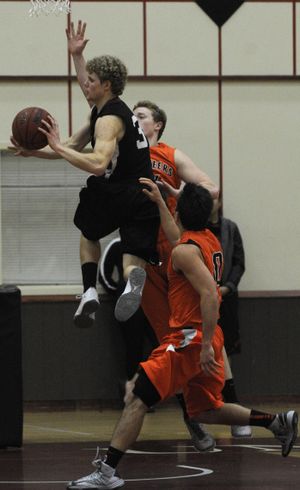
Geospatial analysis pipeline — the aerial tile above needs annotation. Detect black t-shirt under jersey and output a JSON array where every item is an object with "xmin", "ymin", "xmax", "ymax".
[{"xmin": 90, "ymin": 97, "xmax": 154, "ymax": 182}]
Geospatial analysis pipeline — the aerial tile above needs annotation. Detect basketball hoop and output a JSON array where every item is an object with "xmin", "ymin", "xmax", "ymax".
[{"xmin": 29, "ymin": 0, "xmax": 71, "ymax": 17}]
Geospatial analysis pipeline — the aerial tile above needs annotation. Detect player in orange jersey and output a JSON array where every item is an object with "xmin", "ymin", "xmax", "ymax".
[
  {"xmin": 67, "ymin": 181, "xmax": 297, "ymax": 489},
  {"xmin": 133, "ymin": 100, "xmax": 252, "ymax": 441},
  {"xmin": 132, "ymin": 100, "xmax": 218, "ymax": 342}
]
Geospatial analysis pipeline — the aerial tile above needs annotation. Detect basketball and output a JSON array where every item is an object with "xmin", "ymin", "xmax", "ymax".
[{"xmin": 12, "ymin": 106, "xmax": 51, "ymax": 150}]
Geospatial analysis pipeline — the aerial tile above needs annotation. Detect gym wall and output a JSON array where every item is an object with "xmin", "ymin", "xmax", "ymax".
[
  {"xmin": 0, "ymin": 1, "xmax": 299, "ymax": 400},
  {"xmin": 0, "ymin": 1, "xmax": 299, "ymax": 291}
]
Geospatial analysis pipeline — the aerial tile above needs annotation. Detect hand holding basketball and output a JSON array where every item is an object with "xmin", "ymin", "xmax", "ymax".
[
  {"xmin": 38, "ymin": 114, "xmax": 62, "ymax": 151},
  {"xmin": 9, "ymin": 136, "xmax": 35, "ymax": 157},
  {"xmin": 11, "ymin": 106, "xmax": 51, "ymax": 150}
]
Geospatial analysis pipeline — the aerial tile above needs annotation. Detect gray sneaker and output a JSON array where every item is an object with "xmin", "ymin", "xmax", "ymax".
[
  {"xmin": 114, "ymin": 267, "xmax": 146, "ymax": 322},
  {"xmin": 74, "ymin": 287, "xmax": 99, "ymax": 328},
  {"xmin": 185, "ymin": 418, "xmax": 216, "ymax": 452},
  {"xmin": 269, "ymin": 410, "xmax": 298, "ymax": 457},
  {"xmin": 67, "ymin": 457, "xmax": 124, "ymax": 489}
]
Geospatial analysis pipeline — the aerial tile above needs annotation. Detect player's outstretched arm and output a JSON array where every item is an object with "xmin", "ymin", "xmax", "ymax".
[
  {"xmin": 8, "ymin": 136, "xmax": 61, "ymax": 159},
  {"xmin": 175, "ymin": 148, "xmax": 219, "ymax": 198},
  {"xmin": 139, "ymin": 177, "xmax": 180, "ymax": 246},
  {"xmin": 9, "ymin": 111, "xmax": 91, "ymax": 160},
  {"xmin": 66, "ymin": 20, "xmax": 91, "ymax": 106}
]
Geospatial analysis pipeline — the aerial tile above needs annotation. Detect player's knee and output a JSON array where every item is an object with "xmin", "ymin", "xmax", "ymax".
[
  {"xmin": 132, "ymin": 367, "xmax": 161, "ymax": 408},
  {"xmin": 124, "ymin": 393, "xmax": 146, "ymax": 414},
  {"xmin": 123, "ymin": 378, "xmax": 147, "ymax": 415},
  {"xmin": 124, "ymin": 378, "xmax": 137, "ymax": 405}
]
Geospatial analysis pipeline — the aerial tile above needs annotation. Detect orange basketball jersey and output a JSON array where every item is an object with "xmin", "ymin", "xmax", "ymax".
[
  {"xmin": 150, "ymin": 142, "xmax": 181, "ymax": 218},
  {"xmin": 141, "ymin": 143, "xmax": 181, "ymax": 339},
  {"xmin": 168, "ymin": 229, "xmax": 223, "ymax": 329}
]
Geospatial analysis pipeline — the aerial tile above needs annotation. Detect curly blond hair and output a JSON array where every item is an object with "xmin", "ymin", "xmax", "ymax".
[{"xmin": 86, "ymin": 55, "xmax": 128, "ymax": 96}]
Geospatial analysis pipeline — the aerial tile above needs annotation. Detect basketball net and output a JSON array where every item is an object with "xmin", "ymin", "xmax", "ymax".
[{"xmin": 29, "ymin": 0, "xmax": 71, "ymax": 17}]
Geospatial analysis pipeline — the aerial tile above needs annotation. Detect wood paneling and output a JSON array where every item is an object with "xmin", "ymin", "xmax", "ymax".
[{"xmin": 21, "ymin": 296, "xmax": 300, "ymax": 401}]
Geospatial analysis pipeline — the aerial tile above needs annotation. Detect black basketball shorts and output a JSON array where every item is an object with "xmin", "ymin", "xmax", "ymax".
[{"xmin": 73, "ymin": 178, "xmax": 160, "ymax": 264}]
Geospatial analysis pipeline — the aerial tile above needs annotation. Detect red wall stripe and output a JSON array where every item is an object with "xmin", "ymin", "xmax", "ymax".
[
  {"xmin": 218, "ymin": 27, "xmax": 223, "ymax": 213},
  {"xmin": 67, "ymin": 10, "xmax": 73, "ymax": 137},
  {"xmin": 143, "ymin": 0, "xmax": 147, "ymax": 76}
]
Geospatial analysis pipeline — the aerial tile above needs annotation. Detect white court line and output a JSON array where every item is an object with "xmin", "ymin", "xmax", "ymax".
[
  {"xmin": 126, "ymin": 465, "xmax": 213, "ymax": 481},
  {"xmin": 83, "ymin": 447, "xmax": 220, "ymax": 454},
  {"xmin": 83, "ymin": 443, "xmax": 300, "ymax": 454},
  {"xmin": 0, "ymin": 465, "xmax": 213, "ymax": 484},
  {"xmin": 1, "ymin": 444, "xmax": 298, "ymax": 485},
  {"xmin": 0, "ymin": 482, "xmax": 69, "ymax": 485},
  {"xmin": 24, "ymin": 424, "xmax": 92, "ymax": 436}
]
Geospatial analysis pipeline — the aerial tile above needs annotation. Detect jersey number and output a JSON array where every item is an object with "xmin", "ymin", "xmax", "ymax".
[
  {"xmin": 132, "ymin": 115, "xmax": 148, "ymax": 149},
  {"xmin": 212, "ymin": 252, "xmax": 223, "ymax": 285}
]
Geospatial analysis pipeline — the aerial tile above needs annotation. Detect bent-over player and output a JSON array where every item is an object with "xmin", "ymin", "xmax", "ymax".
[{"xmin": 66, "ymin": 181, "xmax": 298, "ymax": 489}]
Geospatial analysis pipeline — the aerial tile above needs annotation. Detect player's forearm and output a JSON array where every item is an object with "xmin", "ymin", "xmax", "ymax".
[
  {"xmin": 54, "ymin": 145, "xmax": 107, "ymax": 175},
  {"xmin": 200, "ymin": 291, "xmax": 219, "ymax": 344},
  {"xmin": 72, "ymin": 54, "xmax": 90, "ymax": 102},
  {"xmin": 32, "ymin": 134, "xmax": 87, "ymax": 160},
  {"xmin": 157, "ymin": 200, "xmax": 180, "ymax": 246},
  {"xmin": 195, "ymin": 176, "xmax": 219, "ymax": 199},
  {"xmin": 29, "ymin": 147, "xmax": 61, "ymax": 159},
  {"xmin": 203, "ymin": 182, "xmax": 219, "ymax": 199}
]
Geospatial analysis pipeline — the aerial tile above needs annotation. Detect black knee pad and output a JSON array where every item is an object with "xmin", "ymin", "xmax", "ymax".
[{"xmin": 133, "ymin": 367, "xmax": 161, "ymax": 408}]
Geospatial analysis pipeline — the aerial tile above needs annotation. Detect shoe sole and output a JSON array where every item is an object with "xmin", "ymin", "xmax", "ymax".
[
  {"xmin": 282, "ymin": 411, "xmax": 298, "ymax": 457},
  {"xmin": 114, "ymin": 268, "xmax": 146, "ymax": 322},
  {"xmin": 67, "ymin": 478, "xmax": 125, "ymax": 489},
  {"xmin": 74, "ymin": 300, "xmax": 99, "ymax": 328}
]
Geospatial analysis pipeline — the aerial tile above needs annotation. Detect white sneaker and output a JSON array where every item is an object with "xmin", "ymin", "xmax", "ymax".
[
  {"xmin": 231, "ymin": 425, "xmax": 252, "ymax": 438},
  {"xmin": 185, "ymin": 418, "xmax": 216, "ymax": 452},
  {"xmin": 67, "ymin": 457, "xmax": 124, "ymax": 489},
  {"xmin": 269, "ymin": 410, "xmax": 298, "ymax": 457},
  {"xmin": 114, "ymin": 267, "xmax": 146, "ymax": 322},
  {"xmin": 74, "ymin": 287, "xmax": 99, "ymax": 328}
]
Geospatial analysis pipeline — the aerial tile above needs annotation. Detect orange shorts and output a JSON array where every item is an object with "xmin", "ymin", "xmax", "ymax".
[{"xmin": 140, "ymin": 325, "xmax": 225, "ymax": 418}]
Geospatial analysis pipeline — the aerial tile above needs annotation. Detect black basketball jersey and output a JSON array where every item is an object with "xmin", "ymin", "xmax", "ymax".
[{"xmin": 90, "ymin": 98, "xmax": 154, "ymax": 182}]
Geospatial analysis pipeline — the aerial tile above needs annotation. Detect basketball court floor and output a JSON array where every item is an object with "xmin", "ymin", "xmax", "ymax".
[{"xmin": 0, "ymin": 401, "xmax": 299, "ymax": 489}]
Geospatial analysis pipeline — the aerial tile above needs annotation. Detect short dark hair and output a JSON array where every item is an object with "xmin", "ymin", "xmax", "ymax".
[
  {"xmin": 133, "ymin": 100, "xmax": 167, "ymax": 139},
  {"xmin": 176, "ymin": 183, "xmax": 213, "ymax": 231}
]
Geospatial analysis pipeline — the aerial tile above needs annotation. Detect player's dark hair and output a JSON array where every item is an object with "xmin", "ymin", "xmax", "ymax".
[
  {"xmin": 176, "ymin": 183, "xmax": 213, "ymax": 231},
  {"xmin": 86, "ymin": 55, "xmax": 128, "ymax": 96},
  {"xmin": 133, "ymin": 100, "xmax": 167, "ymax": 139}
]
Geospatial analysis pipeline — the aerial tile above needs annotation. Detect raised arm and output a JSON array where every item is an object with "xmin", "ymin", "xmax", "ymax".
[
  {"xmin": 66, "ymin": 20, "xmax": 91, "ymax": 105},
  {"xmin": 175, "ymin": 148, "xmax": 219, "ymax": 198},
  {"xmin": 139, "ymin": 177, "xmax": 180, "ymax": 246}
]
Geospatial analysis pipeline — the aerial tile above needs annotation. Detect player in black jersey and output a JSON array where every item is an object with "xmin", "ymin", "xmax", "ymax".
[{"xmin": 10, "ymin": 53, "xmax": 160, "ymax": 328}]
